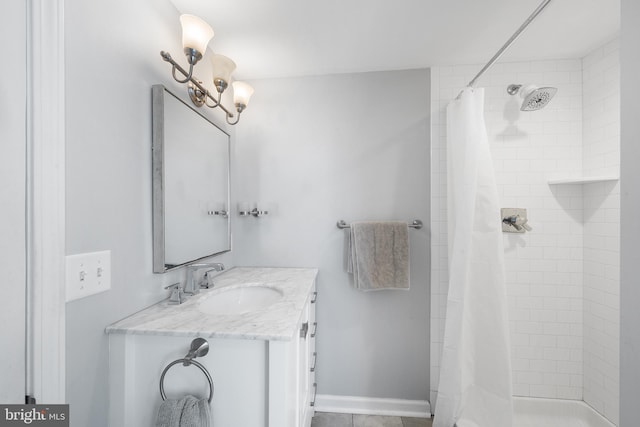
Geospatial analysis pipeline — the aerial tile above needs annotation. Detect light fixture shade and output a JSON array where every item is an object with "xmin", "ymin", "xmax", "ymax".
[
  {"xmin": 211, "ymin": 54, "xmax": 237, "ymax": 86},
  {"xmin": 179, "ymin": 14, "xmax": 214, "ymax": 55},
  {"xmin": 232, "ymin": 81, "xmax": 254, "ymax": 108}
]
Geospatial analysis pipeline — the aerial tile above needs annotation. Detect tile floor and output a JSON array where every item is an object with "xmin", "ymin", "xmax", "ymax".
[{"xmin": 310, "ymin": 412, "xmax": 433, "ymax": 427}]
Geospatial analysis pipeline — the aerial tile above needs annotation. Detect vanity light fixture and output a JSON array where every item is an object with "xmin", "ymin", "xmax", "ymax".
[{"xmin": 160, "ymin": 14, "xmax": 254, "ymax": 125}]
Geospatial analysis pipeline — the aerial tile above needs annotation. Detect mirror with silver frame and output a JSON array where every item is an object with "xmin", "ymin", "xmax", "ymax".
[{"xmin": 152, "ymin": 84, "xmax": 231, "ymax": 273}]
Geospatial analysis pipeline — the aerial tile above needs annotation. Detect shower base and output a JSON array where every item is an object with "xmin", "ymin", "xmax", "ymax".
[{"xmin": 514, "ymin": 397, "xmax": 615, "ymax": 427}]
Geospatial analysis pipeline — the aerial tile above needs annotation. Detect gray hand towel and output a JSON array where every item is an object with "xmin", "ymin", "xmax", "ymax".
[
  {"xmin": 156, "ymin": 395, "xmax": 211, "ymax": 427},
  {"xmin": 347, "ymin": 221, "xmax": 410, "ymax": 291}
]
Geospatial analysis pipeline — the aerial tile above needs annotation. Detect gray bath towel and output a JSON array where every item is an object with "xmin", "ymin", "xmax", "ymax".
[
  {"xmin": 156, "ymin": 395, "xmax": 210, "ymax": 427},
  {"xmin": 347, "ymin": 221, "xmax": 410, "ymax": 291}
]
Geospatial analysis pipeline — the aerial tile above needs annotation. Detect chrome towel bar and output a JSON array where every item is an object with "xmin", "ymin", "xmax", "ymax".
[{"xmin": 336, "ymin": 219, "xmax": 423, "ymax": 230}]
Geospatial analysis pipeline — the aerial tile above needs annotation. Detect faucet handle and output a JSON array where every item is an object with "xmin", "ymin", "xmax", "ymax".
[
  {"xmin": 201, "ymin": 266, "xmax": 224, "ymax": 289},
  {"xmin": 165, "ymin": 282, "xmax": 185, "ymax": 304},
  {"xmin": 200, "ymin": 263, "xmax": 224, "ymax": 289},
  {"xmin": 201, "ymin": 271, "xmax": 215, "ymax": 289}
]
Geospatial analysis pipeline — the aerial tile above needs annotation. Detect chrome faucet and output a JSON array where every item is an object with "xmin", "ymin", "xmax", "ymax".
[{"xmin": 185, "ymin": 263, "xmax": 225, "ymax": 295}]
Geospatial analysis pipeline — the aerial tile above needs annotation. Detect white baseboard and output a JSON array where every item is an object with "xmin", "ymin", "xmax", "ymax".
[{"xmin": 314, "ymin": 394, "xmax": 431, "ymax": 418}]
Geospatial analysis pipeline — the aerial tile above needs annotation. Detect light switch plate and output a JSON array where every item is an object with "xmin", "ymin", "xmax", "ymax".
[{"xmin": 66, "ymin": 250, "xmax": 111, "ymax": 302}]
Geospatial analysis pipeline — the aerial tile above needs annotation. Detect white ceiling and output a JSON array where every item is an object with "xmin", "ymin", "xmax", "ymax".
[{"xmin": 169, "ymin": 0, "xmax": 620, "ymax": 80}]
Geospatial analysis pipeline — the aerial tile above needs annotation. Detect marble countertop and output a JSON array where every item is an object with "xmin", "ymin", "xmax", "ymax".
[{"xmin": 105, "ymin": 267, "xmax": 318, "ymax": 341}]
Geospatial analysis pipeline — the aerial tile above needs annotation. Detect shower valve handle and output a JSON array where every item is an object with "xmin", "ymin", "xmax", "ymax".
[
  {"xmin": 513, "ymin": 215, "xmax": 532, "ymax": 231},
  {"xmin": 503, "ymin": 215, "xmax": 532, "ymax": 232}
]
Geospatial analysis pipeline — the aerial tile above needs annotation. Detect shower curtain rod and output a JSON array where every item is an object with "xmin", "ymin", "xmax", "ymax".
[{"xmin": 465, "ymin": 0, "xmax": 553, "ymax": 89}]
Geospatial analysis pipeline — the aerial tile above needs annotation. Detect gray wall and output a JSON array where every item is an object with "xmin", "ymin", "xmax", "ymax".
[
  {"xmin": 40, "ymin": 0, "xmax": 640, "ymax": 421},
  {"xmin": 64, "ymin": 1, "xmax": 233, "ymax": 425},
  {"xmin": 234, "ymin": 70, "xmax": 431, "ymax": 400},
  {"xmin": 64, "ymin": 0, "xmax": 431, "ymax": 418},
  {"xmin": 619, "ymin": 1, "xmax": 640, "ymax": 425},
  {"xmin": 64, "ymin": 1, "xmax": 430, "ymax": 420},
  {"xmin": 0, "ymin": 0, "xmax": 26, "ymax": 404}
]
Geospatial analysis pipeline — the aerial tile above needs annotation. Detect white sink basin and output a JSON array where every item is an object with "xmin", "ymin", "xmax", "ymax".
[{"xmin": 198, "ymin": 285, "xmax": 284, "ymax": 315}]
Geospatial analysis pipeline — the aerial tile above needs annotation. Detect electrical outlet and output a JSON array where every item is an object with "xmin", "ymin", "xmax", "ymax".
[{"xmin": 66, "ymin": 250, "xmax": 111, "ymax": 302}]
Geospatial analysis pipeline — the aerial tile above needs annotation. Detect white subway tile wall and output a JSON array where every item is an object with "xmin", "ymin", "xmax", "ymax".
[
  {"xmin": 431, "ymin": 58, "xmax": 584, "ymax": 405},
  {"xmin": 582, "ymin": 38, "xmax": 620, "ymax": 425},
  {"xmin": 430, "ymin": 38, "xmax": 619, "ymax": 426}
]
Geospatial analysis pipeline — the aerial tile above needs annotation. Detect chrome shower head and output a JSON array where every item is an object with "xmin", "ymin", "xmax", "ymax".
[{"xmin": 507, "ymin": 84, "xmax": 557, "ymax": 111}]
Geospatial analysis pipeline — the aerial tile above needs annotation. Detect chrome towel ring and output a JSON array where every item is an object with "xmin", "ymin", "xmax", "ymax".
[{"xmin": 159, "ymin": 338, "xmax": 214, "ymax": 404}]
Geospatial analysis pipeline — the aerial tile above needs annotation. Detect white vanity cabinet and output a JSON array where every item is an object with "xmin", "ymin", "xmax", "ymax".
[
  {"xmin": 268, "ymin": 283, "xmax": 316, "ymax": 427},
  {"xmin": 307, "ymin": 290, "xmax": 318, "ymax": 419},
  {"xmin": 106, "ymin": 267, "xmax": 317, "ymax": 427}
]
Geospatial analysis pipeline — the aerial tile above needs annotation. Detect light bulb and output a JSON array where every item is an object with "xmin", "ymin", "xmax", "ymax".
[
  {"xmin": 179, "ymin": 14, "xmax": 214, "ymax": 63},
  {"xmin": 232, "ymin": 81, "xmax": 254, "ymax": 112},
  {"xmin": 211, "ymin": 54, "xmax": 236, "ymax": 93}
]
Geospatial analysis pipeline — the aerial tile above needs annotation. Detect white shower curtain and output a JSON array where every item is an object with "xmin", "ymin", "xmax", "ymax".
[{"xmin": 433, "ymin": 88, "xmax": 513, "ymax": 427}]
